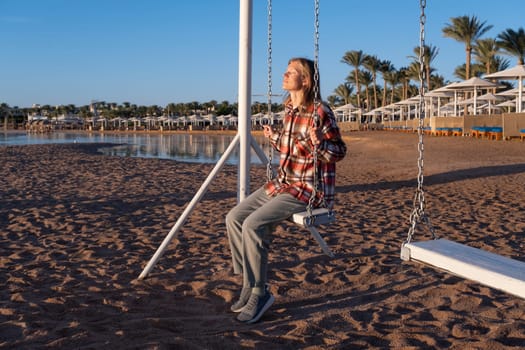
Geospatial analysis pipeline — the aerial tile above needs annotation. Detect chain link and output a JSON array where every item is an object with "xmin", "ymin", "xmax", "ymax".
[
  {"xmin": 313, "ymin": 0, "xmax": 320, "ymax": 110},
  {"xmin": 307, "ymin": 0, "xmax": 321, "ymax": 218},
  {"xmin": 267, "ymin": 0, "xmax": 273, "ymax": 117},
  {"xmin": 266, "ymin": 0, "xmax": 274, "ymax": 181},
  {"xmin": 405, "ymin": 0, "xmax": 436, "ymax": 244}
]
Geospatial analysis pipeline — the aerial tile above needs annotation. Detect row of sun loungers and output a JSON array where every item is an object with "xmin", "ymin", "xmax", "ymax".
[{"xmin": 383, "ymin": 126, "xmax": 525, "ymax": 141}]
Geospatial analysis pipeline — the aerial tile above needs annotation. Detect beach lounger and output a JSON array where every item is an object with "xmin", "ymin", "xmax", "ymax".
[
  {"xmin": 452, "ymin": 128, "xmax": 463, "ymax": 137},
  {"xmin": 488, "ymin": 127, "xmax": 503, "ymax": 140}
]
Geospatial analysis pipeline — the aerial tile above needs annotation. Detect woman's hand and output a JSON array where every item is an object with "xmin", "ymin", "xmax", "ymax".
[
  {"xmin": 309, "ymin": 127, "xmax": 322, "ymax": 146},
  {"xmin": 263, "ymin": 125, "xmax": 274, "ymax": 138}
]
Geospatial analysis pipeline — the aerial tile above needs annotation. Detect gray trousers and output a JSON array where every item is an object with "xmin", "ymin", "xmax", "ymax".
[{"xmin": 225, "ymin": 187, "xmax": 307, "ymax": 291}]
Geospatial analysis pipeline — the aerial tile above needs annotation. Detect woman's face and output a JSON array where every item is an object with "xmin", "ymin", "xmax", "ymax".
[{"xmin": 282, "ymin": 62, "xmax": 305, "ymax": 92}]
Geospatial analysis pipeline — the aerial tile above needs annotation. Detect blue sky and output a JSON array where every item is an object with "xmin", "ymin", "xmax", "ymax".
[{"xmin": 1, "ymin": 0, "xmax": 524, "ymax": 108}]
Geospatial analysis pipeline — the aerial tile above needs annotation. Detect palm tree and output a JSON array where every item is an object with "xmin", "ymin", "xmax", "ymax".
[
  {"xmin": 1, "ymin": 103, "xmax": 9, "ymax": 130},
  {"xmin": 406, "ymin": 62, "xmax": 422, "ymax": 89},
  {"xmin": 430, "ymin": 74, "xmax": 447, "ymax": 90},
  {"xmin": 359, "ymin": 71, "xmax": 373, "ymax": 111},
  {"xmin": 208, "ymin": 100, "xmax": 218, "ymax": 113},
  {"xmin": 341, "ymin": 50, "xmax": 365, "ymax": 108},
  {"xmin": 496, "ymin": 27, "xmax": 525, "ymax": 65},
  {"xmin": 473, "ymin": 38, "xmax": 501, "ymax": 74},
  {"xmin": 383, "ymin": 70, "xmax": 401, "ymax": 105},
  {"xmin": 363, "ymin": 55, "xmax": 381, "ymax": 109},
  {"xmin": 327, "ymin": 95, "xmax": 340, "ymax": 107},
  {"xmin": 165, "ymin": 103, "xmax": 177, "ymax": 116},
  {"xmin": 216, "ymin": 100, "xmax": 235, "ymax": 116},
  {"xmin": 173, "ymin": 103, "xmax": 188, "ymax": 116},
  {"xmin": 398, "ymin": 67, "xmax": 411, "ymax": 101},
  {"xmin": 189, "ymin": 101, "xmax": 201, "ymax": 114},
  {"xmin": 333, "ymin": 83, "xmax": 354, "ymax": 105},
  {"xmin": 453, "ymin": 63, "xmax": 486, "ymax": 80},
  {"xmin": 442, "ymin": 15, "xmax": 493, "ymax": 79},
  {"xmin": 379, "ymin": 60, "xmax": 394, "ymax": 107},
  {"xmin": 409, "ymin": 44, "xmax": 439, "ymax": 90},
  {"xmin": 491, "ymin": 56, "xmax": 511, "ymax": 73}
]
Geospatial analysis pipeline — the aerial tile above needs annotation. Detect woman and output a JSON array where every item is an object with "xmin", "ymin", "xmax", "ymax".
[{"xmin": 226, "ymin": 57, "xmax": 347, "ymax": 323}]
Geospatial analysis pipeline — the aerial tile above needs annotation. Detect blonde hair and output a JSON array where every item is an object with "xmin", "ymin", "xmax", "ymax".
[{"xmin": 284, "ymin": 57, "xmax": 322, "ymax": 107}]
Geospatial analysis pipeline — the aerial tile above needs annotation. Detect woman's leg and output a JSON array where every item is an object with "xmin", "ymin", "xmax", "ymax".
[
  {"xmin": 241, "ymin": 193, "xmax": 306, "ymax": 294},
  {"xmin": 225, "ymin": 187, "xmax": 270, "ymax": 275}
]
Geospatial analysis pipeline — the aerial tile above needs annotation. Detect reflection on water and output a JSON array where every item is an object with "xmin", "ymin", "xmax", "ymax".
[{"xmin": 0, "ymin": 132, "xmax": 274, "ymax": 165}]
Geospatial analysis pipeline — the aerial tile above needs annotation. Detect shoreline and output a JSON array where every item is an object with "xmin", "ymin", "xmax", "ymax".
[{"xmin": 3, "ymin": 126, "xmax": 525, "ymax": 140}]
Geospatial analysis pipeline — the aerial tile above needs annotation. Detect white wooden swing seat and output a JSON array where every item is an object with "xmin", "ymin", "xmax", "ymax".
[
  {"xmin": 291, "ymin": 208, "xmax": 336, "ymax": 258},
  {"xmin": 401, "ymin": 238, "xmax": 525, "ymax": 299}
]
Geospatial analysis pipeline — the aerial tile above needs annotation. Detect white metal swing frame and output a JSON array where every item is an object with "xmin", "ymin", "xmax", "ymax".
[
  {"xmin": 138, "ymin": 0, "xmax": 332, "ymax": 280},
  {"xmin": 400, "ymin": 0, "xmax": 525, "ymax": 299}
]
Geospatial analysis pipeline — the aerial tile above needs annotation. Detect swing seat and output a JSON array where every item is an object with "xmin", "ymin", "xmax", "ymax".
[
  {"xmin": 292, "ymin": 207, "xmax": 336, "ymax": 227},
  {"xmin": 291, "ymin": 208, "xmax": 336, "ymax": 258},
  {"xmin": 401, "ymin": 239, "xmax": 525, "ymax": 299}
]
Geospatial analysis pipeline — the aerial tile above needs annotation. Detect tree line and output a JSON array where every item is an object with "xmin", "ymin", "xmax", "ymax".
[{"xmin": 331, "ymin": 15, "xmax": 525, "ymax": 111}]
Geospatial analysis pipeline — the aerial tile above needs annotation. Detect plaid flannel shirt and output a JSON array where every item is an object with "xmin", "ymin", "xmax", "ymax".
[{"xmin": 264, "ymin": 103, "xmax": 347, "ymax": 208}]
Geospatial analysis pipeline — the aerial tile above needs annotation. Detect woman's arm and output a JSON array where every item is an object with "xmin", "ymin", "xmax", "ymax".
[{"xmin": 316, "ymin": 104, "xmax": 347, "ymax": 163}]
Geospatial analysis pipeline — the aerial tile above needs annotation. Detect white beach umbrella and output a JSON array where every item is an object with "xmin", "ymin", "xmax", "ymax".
[
  {"xmin": 457, "ymin": 92, "xmax": 504, "ymax": 114},
  {"xmin": 177, "ymin": 115, "xmax": 188, "ymax": 126},
  {"xmin": 274, "ymin": 110, "xmax": 285, "ymax": 121},
  {"xmin": 496, "ymin": 98, "xmax": 518, "ymax": 113},
  {"xmin": 446, "ymin": 77, "xmax": 500, "ymax": 115},
  {"xmin": 431, "ymin": 81, "xmax": 463, "ymax": 116},
  {"xmin": 202, "ymin": 113, "xmax": 216, "ymax": 125},
  {"xmin": 363, "ymin": 108, "xmax": 381, "ymax": 116},
  {"xmin": 228, "ymin": 116, "xmax": 238, "ymax": 126},
  {"xmin": 334, "ymin": 103, "xmax": 358, "ymax": 122},
  {"xmin": 484, "ymin": 65, "xmax": 525, "ymax": 113},
  {"xmin": 333, "ymin": 103, "xmax": 357, "ymax": 111},
  {"xmin": 496, "ymin": 99, "xmax": 516, "ymax": 107},
  {"xmin": 426, "ymin": 90, "xmax": 453, "ymax": 116},
  {"xmin": 477, "ymin": 92, "xmax": 505, "ymax": 114},
  {"xmin": 215, "ymin": 114, "xmax": 229, "ymax": 125},
  {"xmin": 394, "ymin": 97, "xmax": 421, "ymax": 119},
  {"xmin": 496, "ymin": 87, "xmax": 520, "ymax": 96}
]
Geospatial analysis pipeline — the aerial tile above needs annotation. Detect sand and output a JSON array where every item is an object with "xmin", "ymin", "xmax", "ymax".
[{"xmin": 1, "ymin": 131, "xmax": 524, "ymax": 349}]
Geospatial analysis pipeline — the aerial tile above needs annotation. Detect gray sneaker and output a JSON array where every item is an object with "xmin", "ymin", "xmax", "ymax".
[
  {"xmin": 236, "ymin": 291, "xmax": 274, "ymax": 324},
  {"xmin": 231, "ymin": 284, "xmax": 270, "ymax": 313},
  {"xmin": 230, "ymin": 287, "xmax": 251, "ymax": 313}
]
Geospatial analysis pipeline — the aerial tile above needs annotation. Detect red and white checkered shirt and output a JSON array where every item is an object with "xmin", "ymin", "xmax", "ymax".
[{"xmin": 264, "ymin": 103, "xmax": 347, "ymax": 208}]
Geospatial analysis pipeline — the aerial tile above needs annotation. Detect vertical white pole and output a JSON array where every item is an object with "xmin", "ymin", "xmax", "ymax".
[
  {"xmin": 473, "ymin": 87, "xmax": 478, "ymax": 116},
  {"xmin": 518, "ymin": 77, "xmax": 523, "ymax": 113},
  {"xmin": 237, "ymin": 0, "xmax": 252, "ymax": 202}
]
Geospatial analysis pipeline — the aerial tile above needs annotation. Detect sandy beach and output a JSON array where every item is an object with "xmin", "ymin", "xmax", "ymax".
[{"xmin": 1, "ymin": 131, "xmax": 524, "ymax": 349}]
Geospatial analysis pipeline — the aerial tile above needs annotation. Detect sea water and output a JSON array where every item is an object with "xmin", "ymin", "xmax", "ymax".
[{"xmin": 0, "ymin": 131, "xmax": 273, "ymax": 165}]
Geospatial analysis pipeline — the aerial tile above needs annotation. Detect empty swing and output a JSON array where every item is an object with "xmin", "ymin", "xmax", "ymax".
[
  {"xmin": 264, "ymin": 0, "xmax": 335, "ymax": 258},
  {"xmin": 400, "ymin": 0, "xmax": 525, "ymax": 299}
]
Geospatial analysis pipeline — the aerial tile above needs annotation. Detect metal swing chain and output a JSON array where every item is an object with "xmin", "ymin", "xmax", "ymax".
[
  {"xmin": 265, "ymin": 0, "xmax": 274, "ymax": 181},
  {"xmin": 405, "ymin": 0, "xmax": 436, "ymax": 244},
  {"xmin": 306, "ymin": 0, "xmax": 323, "ymax": 222}
]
